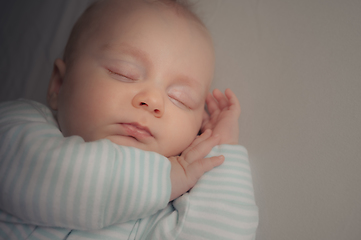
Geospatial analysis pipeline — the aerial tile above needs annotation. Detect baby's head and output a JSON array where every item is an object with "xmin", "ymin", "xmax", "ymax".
[{"xmin": 47, "ymin": 0, "xmax": 214, "ymax": 157}]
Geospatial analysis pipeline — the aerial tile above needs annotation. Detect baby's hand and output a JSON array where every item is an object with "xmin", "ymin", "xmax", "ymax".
[
  {"xmin": 202, "ymin": 88, "xmax": 241, "ymax": 145},
  {"xmin": 168, "ymin": 129, "xmax": 224, "ymax": 201}
]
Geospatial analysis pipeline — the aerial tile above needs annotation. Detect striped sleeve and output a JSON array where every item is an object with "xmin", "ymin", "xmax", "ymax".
[
  {"xmin": 137, "ymin": 144, "xmax": 259, "ymax": 240},
  {"xmin": 0, "ymin": 99, "xmax": 171, "ymax": 231}
]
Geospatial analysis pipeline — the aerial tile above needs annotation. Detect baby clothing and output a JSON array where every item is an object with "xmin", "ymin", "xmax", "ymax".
[{"xmin": 0, "ymin": 99, "xmax": 258, "ymax": 240}]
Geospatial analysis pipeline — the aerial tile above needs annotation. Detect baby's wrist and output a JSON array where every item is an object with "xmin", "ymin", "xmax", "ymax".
[{"xmin": 218, "ymin": 134, "xmax": 239, "ymax": 145}]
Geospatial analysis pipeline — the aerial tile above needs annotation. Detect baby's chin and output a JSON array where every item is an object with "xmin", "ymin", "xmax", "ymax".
[
  {"xmin": 106, "ymin": 135, "xmax": 150, "ymax": 149},
  {"xmin": 103, "ymin": 134, "xmax": 188, "ymax": 157},
  {"xmin": 104, "ymin": 135, "xmax": 161, "ymax": 154}
]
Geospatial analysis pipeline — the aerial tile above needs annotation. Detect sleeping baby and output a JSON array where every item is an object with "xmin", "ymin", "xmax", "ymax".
[{"xmin": 0, "ymin": 0, "xmax": 258, "ymax": 239}]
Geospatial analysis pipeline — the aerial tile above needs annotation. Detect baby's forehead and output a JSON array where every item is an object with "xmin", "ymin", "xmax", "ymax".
[
  {"xmin": 66, "ymin": 0, "xmax": 214, "ymax": 90},
  {"xmin": 66, "ymin": 0, "xmax": 209, "ymax": 57},
  {"xmin": 98, "ymin": 0, "xmax": 207, "ymax": 34}
]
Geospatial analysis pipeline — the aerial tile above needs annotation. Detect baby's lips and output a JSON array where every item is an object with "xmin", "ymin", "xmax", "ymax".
[{"xmin": 121, "ymin": 122, "xmax": 153, "ymax": 139}]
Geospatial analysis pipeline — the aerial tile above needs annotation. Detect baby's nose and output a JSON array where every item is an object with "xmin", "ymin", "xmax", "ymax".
[{"xmin": 132, "ymin": 90, "xmax": 164, "ymax": 118}]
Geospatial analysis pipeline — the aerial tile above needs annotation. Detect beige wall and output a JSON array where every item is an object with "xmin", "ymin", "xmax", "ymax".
[{"xmin": 194, "ymin": 0, "xmax": 361, "ymax": 239}]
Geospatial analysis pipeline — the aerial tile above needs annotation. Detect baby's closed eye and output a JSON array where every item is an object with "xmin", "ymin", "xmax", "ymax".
[
  {"xmin": 168, "ymin": 94, "xmax": 189, "ymax": 109},
  {"xmin": 105, "ymin": 60, "xmax": 143, "ymax": 82},
  {"xmin": 168, "ymin": 88, "xmax": 198, "ymax": 110},
  {"xmin": 107, "ymin": 68, "xmax": 139, "ymax": 83}
]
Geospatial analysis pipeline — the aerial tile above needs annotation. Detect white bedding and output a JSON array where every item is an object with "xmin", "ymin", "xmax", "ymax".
[{"xmin": 1, "ymin": 0, "xmax": 361, "ymax": 239}]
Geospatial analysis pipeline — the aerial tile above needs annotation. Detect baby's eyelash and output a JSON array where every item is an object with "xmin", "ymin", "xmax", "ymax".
[
  {"xmin": 108, "ymin": 69, "xmax": 135, "ymax": 82},
  {"xmin": 174, "ymin": 98, "xmax": 185, "ymax": 106},
  {"xmin": 108, "ymin": 69, "xmax": 123, "ymax": 76},
  {"xmin": 169, "ymin": 96, "xmax": 190, "ymax": 109}
]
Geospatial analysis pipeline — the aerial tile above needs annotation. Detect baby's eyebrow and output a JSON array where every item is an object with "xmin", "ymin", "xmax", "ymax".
[
  {"xmin": 172, "ymin": 78, "xmax": 207, "ymax": 105},
  {"xmin": 100, "ymin": 43, "xmax": 152, "ymax": 67},
  {"xmin": 175, "ymin": 74, "xmax": 202, "ymax": 92}
]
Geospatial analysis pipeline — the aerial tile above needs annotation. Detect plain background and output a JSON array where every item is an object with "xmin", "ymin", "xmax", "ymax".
[{"xmin": 1, "ymin": 0, "xmax": 360, "ymax": 239}]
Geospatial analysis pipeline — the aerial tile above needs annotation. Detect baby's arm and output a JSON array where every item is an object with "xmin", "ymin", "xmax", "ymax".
[
  {"xmin": 168, "ymin": 88, "xmax": 243, "ymax": 201},
  {"xmin": 138, "ymin": 145, "xmax": 258, "ymax": 240},
  {"xmin": 168, "ymin": 129, "xmax": 224, "ymax": 201},
  {"xmin": 0, "ymin": 100, "xmax": 171, "ymax": 230},
  {"xmin": 138, "ymin": 89, "xmax": 258, "ymax": 239}
]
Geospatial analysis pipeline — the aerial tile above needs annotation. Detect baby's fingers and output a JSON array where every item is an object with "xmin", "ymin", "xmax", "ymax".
[
  {"xmin": 181, "ymin": 129, "xmax": 211, "ymax": 158},
  {"xmin": 187, "ymin": 129, "xmax": 212, "ymax": 151},
  {"xmin": 213, "ymin": 89, "xmax": 229, "ymax": 110},
  {"xmin": 186, "ymin": 155, "xmax": 225, "ymax": 184},
  {"xmin": 206, "ymin": 93, "xmax": 220, "ymax": 116},
  {"xmin": 182, "ymin": 132, "xmax": 220, "ymax": 164},
  {"xmin": 225, "ymin": 88, "xmax": 241, "ymax": 113}
]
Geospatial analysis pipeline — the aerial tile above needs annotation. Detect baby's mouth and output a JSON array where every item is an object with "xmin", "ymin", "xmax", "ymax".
[{"xmin": 121, "ymin": 122, "xmax": 153, "ymax": 139}]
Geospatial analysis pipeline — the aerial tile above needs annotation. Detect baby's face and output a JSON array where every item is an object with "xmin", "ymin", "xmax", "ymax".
[{"xmin": 49, "ymin": 0, "xmax": 214, "ymax": 157}]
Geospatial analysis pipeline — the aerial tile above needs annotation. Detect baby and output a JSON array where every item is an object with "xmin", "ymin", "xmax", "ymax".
[{"xmin": 0, "ymin": 0, "xmax": 258, "ymax": 239}]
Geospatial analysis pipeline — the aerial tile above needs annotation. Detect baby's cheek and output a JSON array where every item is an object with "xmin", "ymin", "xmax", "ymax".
[
  {"xmin": 159, "ymin": 126, "xmax": 190, "ymax": 157},
  {"xmin": 178, "ymin": 120, "xmax": 199, "ymax": 144}
]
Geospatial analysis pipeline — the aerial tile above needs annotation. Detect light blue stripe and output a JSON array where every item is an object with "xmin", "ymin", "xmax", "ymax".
[
  {"xmin": 0, "ymin": 124, "xmax": 26, "ymax": 186},
  {"xmin": 194, "ymin": 188, "xmax": 255, "ymax": 200},
  {"xmin": 190, "ymin": 205, "xmax": 258, "ymax": 222},
  {"xmin": 210, "ymin": 147, "xmax": 248, "ymax": 157},
  {"xmin": 181, "ymin": 225, "xmax": 235, "ymax": 240},
  {"xmin": 45, "ymin": 139, "xmax": 72, "ymax": 225},
  {"xmin": 128, "ymin": 150, "xmax": 146, "ymax": 219},
  {"xmin": 5, "ymin": 125, "xmax": 47, "ymax": 215},
  {"xmin": 73, "ymin": 143, "xmax": 92, "ymax": 228},
  {"xmin": 31, "ymin": 138, "xmax": 60, "ymax": 224},
  {"xmin": 42, "ymin": 132, "xmax": 61, "ymax": 138},
  {"xmin": 145, "ymin": 153, "xmax": 156, "ymax": 214},
  {"xmin": 0, "ymin": 121, "xmax": 26, "ymax": 151},
  {"xmin": 0, "ymin": 100, "xmax": 15, "ymax": 112},
  {"xmin": 221, "ymin": 156, "xmax": 249, "ymax": 164},
  {"xmin": 109, "ymin": 147, "xmax": 127, "ymax": 223},
  {"xmin": 219, "ymin": 165, "xmax": 251, "ymax": 174},
  {"xmin": 151, "ymin": 154, "xmax": 160, "ymax": 209},
  {"xmin": 122, "ymin": 147, "xmax": 137, "ymax": 220},
  {"xmin": 197, "ymin": 179, "xmax": 254, "ymax": 192},
  {"xmin": 194, "ymin": 195, "xmax": 257, "ymax": 206},
  {"xmin": 84, "ymin": 142, "xmax": 103, "ymax": 228},
  {"xmin": 58, "ymin": 138, "xmax": 81, "ymax": 226},
  {"xmin": 0, "ymin": 112, "xmax": 44, "ymax": 124},
  {"xmin": 156, "ymin": 155, "xmax": 165, "ymax": 207},
  {"xmin": 101, "ymin": 220, "xmax": 136, "ymax": 235},
  {"xmin": 0, "ymin": 227, "xmax": 11, "ymax": 240},
  {"xmin": 17, "ymin": 224, "xmax": 35, "ymax": 239},
  {"xmin": 0, "ymin": 101, "xmax": 26, "ymax": 116},
  {"xmin": 70, "ymin": 230, "xmax": 121, "ymax": 240},
  {"xmin": 101, "ymin": 143, "xmax": 117, "ymax": 227},
  {"xmin": 138, "ymin": 206, "xmax": 172, "ymax": 239},
  {"xmin": 212, "ymin": 172, "xmax": 252, "ymax": 181},
  {"xmin": 186, "ymin": 216, "xmax": 258, "ymax": 235},
  {"xmin": 31, "ymin": 227, "xmax": 67, "ymax": 240},
  {"xmin": 71, "ymin": 221, "xmax": 137, "ymax": 239},
  {"xmin": 18, "ymin": 137, "xmax": 48, "ymax": 220},
  {"xmin": 11, "ymin": 224, "xmax": 28, "ymax": 240}
]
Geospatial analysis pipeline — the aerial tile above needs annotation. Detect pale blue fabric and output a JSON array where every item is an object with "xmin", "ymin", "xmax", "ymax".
[{"xmin": 0, "ymin": 100, "xmax": 258, "ymax": 240}]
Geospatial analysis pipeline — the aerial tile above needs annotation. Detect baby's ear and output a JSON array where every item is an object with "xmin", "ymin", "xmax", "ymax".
[{"xmin": 47, "ymin": 58, "xmax": 66, "ymax": 110}]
